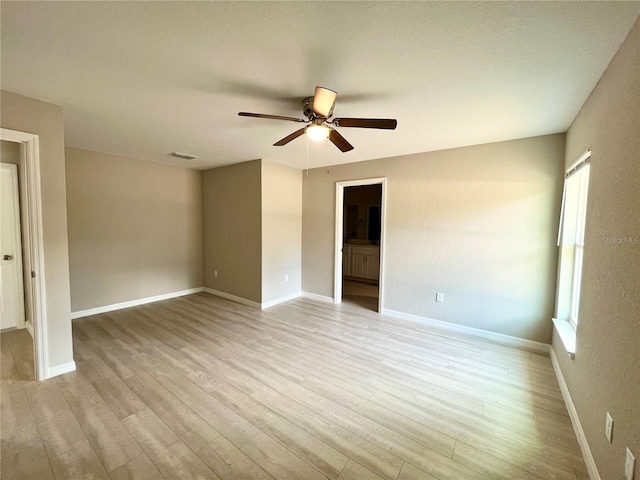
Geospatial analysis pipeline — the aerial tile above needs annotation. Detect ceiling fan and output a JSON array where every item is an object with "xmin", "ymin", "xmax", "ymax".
[{"xmin": 238, "ymin": 86, "xmax": 397, "ymax": 152}]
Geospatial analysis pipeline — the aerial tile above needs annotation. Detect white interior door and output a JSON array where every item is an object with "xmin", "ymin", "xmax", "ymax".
[{"xmin": 1, "ymin": 163, "xmax": 26, "ymax": 330}]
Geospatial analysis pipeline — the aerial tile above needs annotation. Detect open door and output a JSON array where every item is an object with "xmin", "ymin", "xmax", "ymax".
[
  {"xmin": 1, "ymin": 163, "xmax": 27, "ymax": 331},
  {"xmin": 334, "ymin": 178, "xmax": 386, "ymax": 313}
]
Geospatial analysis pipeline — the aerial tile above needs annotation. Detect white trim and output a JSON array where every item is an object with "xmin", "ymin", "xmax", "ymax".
[
  {"xmin": 566, "ymin": 149, "xmax": 592, "ymax": 175},
  {"xmin": 47, "ymin": 361, "xmax": 76, "ymax": 378},
  {"xmin": 552, "ymin": 317, "xmax": 576, "ymax": 359},
  {"xmin": 203, "ymin": 288, "xmax": 261, "ymax": 308},
  {"xmin": 382, "ymin": 308, "xmax": 550, "ymax": 354},
  {"xmin": 550, "ymin": 348, "xmax": 601, "ymax": 480},
  {"xmin": 301, "ymin": 292, "xmax": 335, "ymax": 303},
  {"xmin": 1, "ymin": 128, "xmax": 48, "ymax": 381},
  {"xmin": 71, "ymin": 287, "xmax": 204, "ymax": 319},
  {"xmin": 261, "ymin": 291, "xmax": 301, "ymax": 310},
  {"xmin": 334, "ymin": 177, "xmax": 386, "ymax": 312}
]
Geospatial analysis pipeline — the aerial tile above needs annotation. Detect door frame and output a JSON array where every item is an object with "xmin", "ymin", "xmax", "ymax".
[
  {"xmin": 1, "ymin": 128, "xmax": 48, "ymax": 380},
  {"xmin": 334, "ymin": 177, "xmax": 387, "ymax": 312},
  {"xmin": 1, "ymin": 163, "xmax": 27, "ymax": 330}
]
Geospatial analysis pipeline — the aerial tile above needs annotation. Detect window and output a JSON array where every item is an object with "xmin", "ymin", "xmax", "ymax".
[{"xmin": 557, "ymin": 151, "xmax": 591, "ymax": 328}]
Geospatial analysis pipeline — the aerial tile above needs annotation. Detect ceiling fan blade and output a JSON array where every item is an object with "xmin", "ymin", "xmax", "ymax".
[
  {"xmin": 239, "ymin": 112, "xmax": 306, "ymax": 123},
  {"xmin": 274, "ymin": 128, "xmax": 306, "ymax": 146},
  {"xmin": 332, "ymin": 118, "xmax": 397, "ymax": 130},
  {"xmin": 329, "ymin": 129, "xmax": 354, "ymax": 152},
  {"xmin": 312, "ymin": 86, "xmax": 337, "ymax": 117}
]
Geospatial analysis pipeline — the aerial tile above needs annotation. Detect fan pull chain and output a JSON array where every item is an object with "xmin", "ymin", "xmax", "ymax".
[
  {"xmin": 306, "ymin": 134, "xmax": 309, "ymax": 176},
  {"xmin": 326, "ymin": 137, "xmax": 330, "ymax": 174}
]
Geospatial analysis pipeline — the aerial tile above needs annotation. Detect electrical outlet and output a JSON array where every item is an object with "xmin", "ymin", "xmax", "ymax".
[
  {"xmin": 214, "ymin": 270, "xmax": 218, "ymax": 278},
  {"xmin": 626, "ymin": 447, "xmax": 636, "ymax": 480},
  {"xmin": 436, "ymin": 292, "xmax": 444, "ymax": 303},
  {"xmin": 284, "ymin": 274, "xmax": 289, "ymax": 282},
  {"xmin": 605, "ymin": 412, "xmax": 614, "ymax": 443}
]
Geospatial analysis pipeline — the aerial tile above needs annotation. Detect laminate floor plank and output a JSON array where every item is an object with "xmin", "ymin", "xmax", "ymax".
[
  {"xmin": 61, "ymin": 380, "xmax": 143, "ymax": 472},
  {"xmin": 397, "ymin": 462, "xmax": 442, "ymax": 480},
  {"xmin": 156, "ymin": 372, "xmax": 260, "ymax": 448},
  {"xmin": 336, "ymin": 459, "xmax": 386, "ymax": 480},
  {"xmin": 1, "ymin": 293, "xmax": 587, "ymax": 480},
  {"xmin": 89, "ymin": 373, "xmax": 148, "ymax": 420},
  {"xmin": 0, "ymin": 334, "xmax": 19, "ymax": 381},
  {"xmin": 452, "ymin": 441, "xmax": 548, "ymax": 480},
  {"xmin": 108, "ymin": 452, "xmax": 163, "ymax": 480},
  {"xmin": 0, "ymin": 382, "xmax": 56, "ymax": 480},
  {"xmin": 262, "ymin": 326, "xmax": 505, "ymax": 417},
  {"xmin": 124, "ymin": 371, "xmax": 220, "ymax": 452},
  {"xmin": 197, "ymin": 434, "xmax": 276, "ymax": 480},
  {"xmin": 236, "ymin": 357, "xmax": 488, "ymax": 480},
  {"xmin": 5, "ymin": 329, "xmax": 34, "ymax": 380},
  {"xmin": 373, "ymin": 390, "xmax": 581, "ymax": 479},
  {"xmin": 252, "ymin": 386, "xmax": 405, "ymax": 480},
  {"xmin": 122, "ymin": 408, "xmax": 218, "ymax": 479},
  {"xmin": 209, "ymin": 381, "xmax": 349, "ymax": 479},
  {"xmin": 240, "ymin": 431, "xmax": 332, "ymax": 480}
]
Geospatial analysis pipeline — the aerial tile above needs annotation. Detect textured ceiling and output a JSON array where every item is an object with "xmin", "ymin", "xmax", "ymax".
[{"xmin": 1, "ymin": 2, "xmax": 639, "ymax": 170}]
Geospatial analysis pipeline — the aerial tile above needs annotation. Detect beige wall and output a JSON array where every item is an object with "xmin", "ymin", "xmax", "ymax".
[
  {"xmin": 65, "ymin": 147, "xmax": 203, "ymax": 312},
  {"xmin": 1, "ymin": 140, "xmax": 20, "ymax": 165},
  {"xmin": 552, "ymin": 19, "xmax": 640, "ymax": 480},
  {"xmin": 303, "ymin": 133, "xmax": 565, "ymax": 343},
  {"xmin": 262, "ymin": 160, "xmax": 302, "ymax": 304},
  {"xmin": 202, "ymin": 160, "xmax": 262, "ymax": 303},
  {"xmin": 1, "ymin": 90, "xmax": 73, "ymax": 369}
]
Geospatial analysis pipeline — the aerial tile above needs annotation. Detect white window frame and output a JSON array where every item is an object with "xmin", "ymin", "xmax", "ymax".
[{"xmin": 554, "ymin": 150, "xmax": 591, "ymax": 354}]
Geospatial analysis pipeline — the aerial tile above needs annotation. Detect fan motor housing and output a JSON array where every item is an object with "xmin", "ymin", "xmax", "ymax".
[
  {"xmin": 302, "ymin": 96, "xmax": 314, "ymax": 119},
  {"xmin": 302, "ymin": 96, "xmax": 334, "ymax": 119}
]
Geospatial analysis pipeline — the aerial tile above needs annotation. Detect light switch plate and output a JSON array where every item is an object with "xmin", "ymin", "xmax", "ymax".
[
  {"xmin": 625, "ymin": 447, "xmax": 635, "ymax": 480},
  {"xmin": 605, "ymin": 412, "xmax": 614, "ymax": 442}
]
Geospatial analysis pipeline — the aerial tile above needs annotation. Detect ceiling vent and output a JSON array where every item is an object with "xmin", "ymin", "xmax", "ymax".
[{"xmin": 167, "ymin": 151, "xmax": 198, "ymax": 160}]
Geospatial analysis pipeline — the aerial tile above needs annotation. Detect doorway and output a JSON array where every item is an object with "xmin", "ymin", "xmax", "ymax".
[
  {"xmin": 334, "ymin": 178, "xmax": 386, "ymax": 312},
  {"xmin": 0, "ymin": 129, "xmax": 47, "ymax": 380}
]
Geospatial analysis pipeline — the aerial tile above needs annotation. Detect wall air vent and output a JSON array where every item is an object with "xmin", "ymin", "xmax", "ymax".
[{"xmin": 167, "ymin": 151, "xmax": 198, "ymax": 160}]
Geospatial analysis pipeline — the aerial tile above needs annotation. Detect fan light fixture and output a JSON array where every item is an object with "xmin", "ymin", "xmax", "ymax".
[
  {"xmin": 238, "ymin": 86, "xmax": 397, "ymax": 152},
  {"xmin": 306, "ymin": 124, "xmax": 330, "ymax": 142}
]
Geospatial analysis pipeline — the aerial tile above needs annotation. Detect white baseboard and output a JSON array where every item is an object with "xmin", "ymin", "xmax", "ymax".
[
  {"xmin": 550, "ymin": 348, "xmax": 601, "ymax": 480},
  {"xmin": 47, "ymin": 361, "xmax": 76, "ymax": 379},
  {"xmin": 301, "ymin": 292, "xmax": 335, "ymax": 303},
  {"xmin": 203, "ymin": 288, "xmax": 261, "ymax": 308},
  {"xmin": 71, "ymin": 287, "xmax": 205, "ymax": 319},
  {"xmin": 262, "ymin": 292, "xmax": 301, "ymax": 310},
  {"xmin": 381, "ymin": 308, "xmax": 550, "ymax": 354}
]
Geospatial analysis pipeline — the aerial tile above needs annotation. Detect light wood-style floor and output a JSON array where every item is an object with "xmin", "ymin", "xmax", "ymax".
[
  {"xmin": 1, "ymin": 293, "xmax": 588, "ymax": 480},
  {"xmin": 343, "ymin": 279, "xmax": 379, "ymax": 312}
]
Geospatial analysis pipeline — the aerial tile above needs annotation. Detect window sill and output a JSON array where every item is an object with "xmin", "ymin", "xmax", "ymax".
[{"xmin": 552, "ymin": 318, "xmax": 576, "ymax": 359}]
